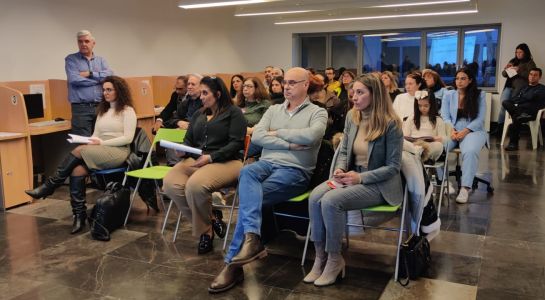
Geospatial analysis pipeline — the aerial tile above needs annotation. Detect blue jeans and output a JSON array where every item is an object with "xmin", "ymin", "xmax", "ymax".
[
  {"xmin": 224, "ymin": 160, "xmax": 310, "ymax": 263},
  {"xmin": 71, "ymin": 103, "xmax": 97, "ymax": 136},
  {"xmin": 497, "ymin": 87, "xmax": 513, "ymax": 124},
  {"xmin": 309, "ymin": 180, "xmax": 385, "ymax": 253}
]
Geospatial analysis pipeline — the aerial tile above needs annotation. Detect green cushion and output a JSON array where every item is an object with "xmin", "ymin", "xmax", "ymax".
[
  {"xmin": 125, "ymin": 166, "xmax": 172, "ymax": 180},
  {"xmin": 362, "ymin": 204, "xmax": 400, "ymax": 213},
  {"xmin": 289, "ymin": 191, "xmax": 310, "ymax": 202}
]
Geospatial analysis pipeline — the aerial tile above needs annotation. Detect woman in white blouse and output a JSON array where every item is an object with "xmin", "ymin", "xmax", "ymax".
[
  {"xmin": 393, "ymin": 72, "xmax": 424, "ymax": 120},
  {"xmin": 26, "ymin": 76, "xmax": 137, "ymax": 234}
]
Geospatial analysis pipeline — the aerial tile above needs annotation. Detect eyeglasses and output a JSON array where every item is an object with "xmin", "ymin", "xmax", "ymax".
[
  {"xmin": 242, "ymin": 84, "xmax": 255, "ymax": 89},
  {"xmin": 281, "ymin": 79, "xmax": 306, "ymax": 87},
  {"xmin": 103, "ymin": 88, "xmax": 115, "ymax": 93}
]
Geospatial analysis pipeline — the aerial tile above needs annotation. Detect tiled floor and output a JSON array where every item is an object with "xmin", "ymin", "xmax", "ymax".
[{"xmin": 1, "ymin": 136, "xmax": 545, "ymax": 299}]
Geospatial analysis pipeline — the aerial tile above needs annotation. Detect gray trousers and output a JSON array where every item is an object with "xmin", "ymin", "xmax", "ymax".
[{"xmin": 309, "ymin": 180, "xmax": 385, "ymax": 253}]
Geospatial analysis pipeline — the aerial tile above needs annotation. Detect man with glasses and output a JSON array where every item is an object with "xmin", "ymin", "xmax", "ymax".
[
  {"xmin": 209, "ymin": 67, "xmax": 328, "ymax": 294},
  {"xmin": 153, "ymin": 76, "xmax": 188, "ymax": 133},
  {"xmin": 65, "ymin": 30, "xmax": 113, "ymax": 136}
]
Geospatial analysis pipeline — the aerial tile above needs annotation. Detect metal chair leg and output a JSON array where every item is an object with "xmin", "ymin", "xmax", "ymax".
[
  {"xmin": 301, "ymin": 223, "xmax": 311, "ymax": 266},
  {"xmin": 161, "ymin": 200, "xmax": 173, "ymax": 235},
  {"xmin": 173, "ymin": 210, "xmax": 182, "ymax": 243},
  {"xmin": 222, "ymin": 190, "xmax": 239, "ymax": 250}
]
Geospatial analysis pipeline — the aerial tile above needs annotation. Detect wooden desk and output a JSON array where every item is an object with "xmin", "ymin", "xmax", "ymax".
[
  {"xmin": 29, "ymin": 121, "xmax": 71, "ymax": 136},
  {"xmin": 0, "ymin": 86, "xmax": 33, "ymax": 209}
]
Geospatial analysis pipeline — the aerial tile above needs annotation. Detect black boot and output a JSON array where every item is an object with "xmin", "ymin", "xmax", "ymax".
[
  {"xmin": 25, "ymin": 154, "xmax": 83, "ymax": 199},
  {"xmin": 70, "ymin": 175, "xmax": 87, "ymax": 234}
]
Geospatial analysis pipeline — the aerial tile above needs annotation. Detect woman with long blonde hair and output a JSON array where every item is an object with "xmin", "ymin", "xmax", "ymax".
[{"xmin": 305, "ymin": 74, "xmax": 403, "ymax": 287}]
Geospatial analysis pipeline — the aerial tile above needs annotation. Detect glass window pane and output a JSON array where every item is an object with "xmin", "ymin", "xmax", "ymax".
[
  {"xmin": 301, "ymin": 36, "xmax": 326, "ymax": 71},
  {"xmin": 463, "ymin": 28, "xmax": 499, "ymax": 87},
  {"xmin": 332, "ymin": 35, "xmax": 358, "ymax": 74},
  {"xmin": 426, "ymin": 30, "xmax": 458, "ymax": 85},
  {"xmin": 363, "ymin": 32, "xmax": 421, "ymax": 87}
]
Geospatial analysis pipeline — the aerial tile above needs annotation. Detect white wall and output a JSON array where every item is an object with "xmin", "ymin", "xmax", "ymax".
[
  {"xmin": 2, "ymin": 0, "xmax": 544, "ymax": 101},
  {"xmin": 0, "ymin": 0, "xmax": 252, "ymax": 81}
]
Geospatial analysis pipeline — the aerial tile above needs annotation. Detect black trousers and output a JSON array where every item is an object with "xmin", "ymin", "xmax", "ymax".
[{"xmin": 502, "ymin": 99, "xmax": 545, "ymax": 143}]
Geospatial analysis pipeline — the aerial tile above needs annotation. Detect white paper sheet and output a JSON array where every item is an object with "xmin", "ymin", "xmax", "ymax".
[
  {"xmin": 159, "ymin": 140, "xmax": 202, "ymax": 155},
  {"xmin": 67, "ymin": 134, "xmax": 91, "ymax": 144}
]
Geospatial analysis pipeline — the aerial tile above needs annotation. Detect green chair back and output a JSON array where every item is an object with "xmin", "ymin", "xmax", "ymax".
[
  {"xmin": 362, "ymin": 203, "xmax": 401, "ymax": 213},
  {"xmin": 153, "ymin": 128, "xmax": 186, "ymax": 146}
]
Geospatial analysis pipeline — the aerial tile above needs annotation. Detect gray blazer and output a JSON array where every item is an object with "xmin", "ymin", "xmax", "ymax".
[{"xmin": 333, "ymin": 110, "xmax": 404, "ymax": 206}]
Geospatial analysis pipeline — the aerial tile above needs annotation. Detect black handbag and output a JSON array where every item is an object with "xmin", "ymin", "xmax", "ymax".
[
  {"xmin": 90, "ymin": 182, "xmax": 130, "ymax": 241},
  {"xmin": 397, "ymin": 234, "xmax": 432, "ymax": 286}
]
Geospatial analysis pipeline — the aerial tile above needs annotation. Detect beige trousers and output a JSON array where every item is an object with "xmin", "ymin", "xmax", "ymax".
[{"xmin": 163, "ymin": 158, "xmax": 242, "ymax": 237}]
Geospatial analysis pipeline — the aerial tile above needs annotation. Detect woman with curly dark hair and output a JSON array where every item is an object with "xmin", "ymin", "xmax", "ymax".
[{"xmin": 25, "ymin": 76, "xmax": 137, "ymax": 234}]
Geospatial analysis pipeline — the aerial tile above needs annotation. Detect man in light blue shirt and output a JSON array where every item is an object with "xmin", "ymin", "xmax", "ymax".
[{"xmin": 65, "ymin": 30, "xmax": 113, "ymax": 136}]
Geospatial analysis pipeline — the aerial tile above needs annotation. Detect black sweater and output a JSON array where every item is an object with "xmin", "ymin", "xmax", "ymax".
[{"xmin": 184, "ymin": 105, "xmax": 247, "ymax": 162}]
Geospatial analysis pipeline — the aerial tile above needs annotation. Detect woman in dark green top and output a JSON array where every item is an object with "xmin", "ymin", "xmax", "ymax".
[{"xmin": 240, "ymin": 77, "xmax": 271, "ymax": 135}]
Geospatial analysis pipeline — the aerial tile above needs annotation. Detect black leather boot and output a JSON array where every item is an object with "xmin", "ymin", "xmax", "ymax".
[
  {"xmin": 25, "ymin": 153, "xmax": 83, "ymax": 199},
  {"xmin": 70, "ymin": 175, "xmax": 87, "ymax": 234}
]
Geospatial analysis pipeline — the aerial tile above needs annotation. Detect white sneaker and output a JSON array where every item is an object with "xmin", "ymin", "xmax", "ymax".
[
  {"xmin": 456, "ymin": 188, "xmax": 469, "ymax": 204},
  {"xmin": 447, "ymin": 181, "xmax": 457, "ymax": 195}
]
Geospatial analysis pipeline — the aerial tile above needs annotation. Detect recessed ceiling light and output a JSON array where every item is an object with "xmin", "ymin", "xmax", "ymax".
[
  {"xmin": 235, "ymin": 10, "xmax": 317, "ymax": 16},
  {"xmin": 179, "ymin": 0, "xmax": 265, "ymax": 9},
  {"xmin": 275, "ymin": 9, "xmax": 478, "ymax": 25},
  {"xmin": 372, "ymin": 0, "xmax": 470, "ymax": 8}
]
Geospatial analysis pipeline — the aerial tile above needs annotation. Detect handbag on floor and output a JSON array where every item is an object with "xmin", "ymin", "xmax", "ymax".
[
  {"xmin": 397, "ymin": 234, "xmax": 432, "ymax": 286},
  {"xmin": 90, "ymin": 182, "xmax": 130, "ymax": 241}
]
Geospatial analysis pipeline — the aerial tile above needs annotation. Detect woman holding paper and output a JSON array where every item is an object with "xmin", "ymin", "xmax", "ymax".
[
  {"xmin": 25, "ymin": 76, "xmax": 137, "ymax": 234},
  {"xmin": 305, "ymin": 74, "xmax": 403, "ymax": 286},
  {"xmin": 163, "ymin": 76, "xmax": 246, "ymax": 255},
  {"xmin": 497, "ymin": 43, "xmax": 536, "ymax": 129}
]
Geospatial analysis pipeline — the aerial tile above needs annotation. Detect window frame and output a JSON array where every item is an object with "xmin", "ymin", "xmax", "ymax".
[{"xmin": 295, "ymin": 24, "xmax": 501, "ymax": 91}]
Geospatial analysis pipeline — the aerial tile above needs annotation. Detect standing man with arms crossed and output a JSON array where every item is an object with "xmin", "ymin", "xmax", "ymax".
[
  {"xmin": 208, "ymin": 67, "xmax": 328, "ymax": 294},
  {"xmin": 65, "ymin": 30, "xmax": 113, "ymax": 136}
]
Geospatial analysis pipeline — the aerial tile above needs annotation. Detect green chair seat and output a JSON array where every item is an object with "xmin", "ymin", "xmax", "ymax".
[
  {"xmin": 289, "ymin": 191, "xmax": 310, "ymax": 202},
  {"xmin": 125, "ymin": 166, "xmax": 172, "ymax": 180},
  {"xmin": 362, "ymin": 204, "xmax": 401, "ymax": 213}
]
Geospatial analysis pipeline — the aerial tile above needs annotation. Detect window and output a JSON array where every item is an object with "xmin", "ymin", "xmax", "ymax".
[
  {"xmin": 301, "ymin": 36, "xmax": 326, "ymax": 72},
  {"xmin": 363, "ymin": 32, "xmax": 421, "ymax": 87},
  {"xmin": 297, "ymin": 24, "xmax": 501, "ymax": 89},
  {"xmin": 331, "ymin": 35, "xmax": 358, "ymax": 73},
  {"xmin": 426, "ymin": 30, "xmax": 459, "ymax": 84},
  {"xmin": 463, "ymin": 28, "xmax": 499, "ymax": 87}
]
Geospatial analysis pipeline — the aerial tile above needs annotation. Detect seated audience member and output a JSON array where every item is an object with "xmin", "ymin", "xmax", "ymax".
[
  {"xmin": 338, "ymin": 70, "xmax": 356, "ymax": 105},
  {"xmin": 269, "ymin": 76, "xmax": 285, "ymax": 104},
  {"xmin": 26, "ymin": 76, "xmax": 137, "ymax": 234},
  {"xmin": 163, "ymin": 74, "xmax": 204, "ymax": 166},
  {"xmin": 163, "ymin": 76, "xmax": 246, "ymax": 255},
  {"xmin": 440, "ymin": 68, "xmax": 487, "ymax": 204},
  {"xmin": 153, "ymin": 76, "xmax": 188, "ymax": 133},
  {"xmin": 325, "ymin": 67, "xmax": 341, "ymax": 96},
  {"xmin": 393, "ymin": 72, "xmax": 424, "ymax": 120},
  {"xmin": 239, "ymin": 77, "xmax": 271, "ymax": 135},
  {"xmin": 422, "ymin": 69, "xmax": 449, "ymax": 109},
  {"xmin": 502, "ymin": 67, "xmax": 545, "ymax": 150},
  {"xmin": 230, "ymin": 74, "xmax": 244, "ymax": 106},
  {"xmin": 305, "ymin": 73, "xmax": 403, "ymax": 286},
  {"xmin": 263, "ymin": 65, "xmax": 274, "ymax": 89},
  {"xmin": 308, "ymin": 73, "xmax": 346, "ymax": 141},
  {"xmin": 403, "ymin": 90, "xmax": 447, "ymax": 163},
  {"xmin": 170, "ymin": 74, "xmax": 204, "ymax": 130},
  {"xmin": 208, "ymin": 67, "xmax": 328, "ymax": 294},
  {"xmin": 272, "ymin": 67, "xmax": 284, "ymax": 77},
  {"xmin": 381, "ymin": 71, "xmax": 400, "ymax": 102},
  {"xmin": 497, "ymin": 43, "xmax": 536, "ymax": 132}
]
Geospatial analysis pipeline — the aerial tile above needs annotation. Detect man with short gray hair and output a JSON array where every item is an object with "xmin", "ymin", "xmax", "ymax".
[{"xmin": 65, "ymin": 30, "xmax": 113, "ymax": 136}]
